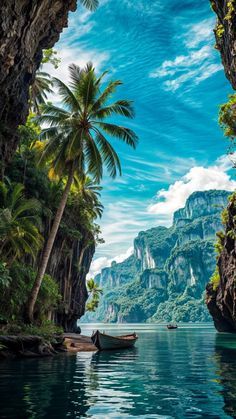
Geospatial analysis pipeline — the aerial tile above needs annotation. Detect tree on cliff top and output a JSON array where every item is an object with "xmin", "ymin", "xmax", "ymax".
[{"xmin": 26, "ymin": 62, "xmax": 138, "ymax": 322}]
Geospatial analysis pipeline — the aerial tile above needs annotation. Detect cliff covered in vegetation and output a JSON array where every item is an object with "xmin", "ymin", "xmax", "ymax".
[
  {"xmin": 83, "ymin": 190, "xmax": 230, "ymax": 323},
  {"xmin": 205, "ymin": 0, "xmax": 236, "ymax": 332},
  {"xmin": 206, "ymin": 193, "xmax": 236, "ymax": 332}
]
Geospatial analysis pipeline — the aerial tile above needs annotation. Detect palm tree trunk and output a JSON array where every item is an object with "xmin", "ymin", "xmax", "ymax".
[{"xmin": 25, "ymin": 164, "xmax": 74, "ymax": 323}]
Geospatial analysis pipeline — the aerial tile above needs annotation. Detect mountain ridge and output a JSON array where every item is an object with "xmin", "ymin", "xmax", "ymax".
[{"xmin": 83, "ymin": 189, "xmax": 231, "ymax": 323}]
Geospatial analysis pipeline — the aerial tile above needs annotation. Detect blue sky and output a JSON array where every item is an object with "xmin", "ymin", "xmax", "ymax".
[{"xmin": 46, "ymin": 0, "xmax": 236, "ymax": 275}]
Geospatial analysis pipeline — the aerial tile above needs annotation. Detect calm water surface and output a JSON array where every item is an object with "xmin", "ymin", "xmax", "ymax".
[{"xmin": 1, "ymin": 324, "xmax": 236, "ymax": 418}]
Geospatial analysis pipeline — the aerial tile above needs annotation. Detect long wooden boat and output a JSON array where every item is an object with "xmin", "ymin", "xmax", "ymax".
[
  {"xmin": 167, "ymin": 324, "xmax": 178, "ymax": 329},
  {"xmin": 91, "ymin": 330, "xmax": 138, "ymax": 351}
]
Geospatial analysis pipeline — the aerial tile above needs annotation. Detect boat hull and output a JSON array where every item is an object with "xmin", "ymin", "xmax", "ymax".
[{"xmin": 91, "ymin": 330, "xmax": 138, "ymax": 351}]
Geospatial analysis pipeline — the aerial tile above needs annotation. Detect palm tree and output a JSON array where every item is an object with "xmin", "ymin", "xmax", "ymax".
[
  {"xmin": 30, "ymin": 71, "xmax": 53, "ymax": 115},
  {"xmin": 79, "ymin": 0, "xmax": 99, "ymax": 11},
  {"xmin": 73, "ymin": 175, "xmax": 104, "ymax": 219},
  {"xmin": 86, "ymin": 278, "xmax": 103, "ymax": 312},
  {"xmin": 0, "ymin": 182, "xmax": 43, "ymax": 264},
  {"xmin": 26, "ymin": 62, "xmax": 138, "ymax": 322}
]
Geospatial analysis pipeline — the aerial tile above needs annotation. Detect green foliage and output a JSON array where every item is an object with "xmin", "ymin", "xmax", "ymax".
[
  {"xmin": 42, "ymin": 49, "xmax": 60, "ymax": 69},
  {"xmin": 0, "ymin": 181, "xmax": 43, "ymax": 263},
  {"xmin": 79, "ymin": 0, "xmax": 99, "ymax": 11},
  {"xmin": 210, "ymin": 267, "xmax": 220, "ymax": 291},
  {"xmin": 224, "ymin": 0, "xmax": 235, "ymax": 20},
  {"xmin": 216, "ymin": 23, "xmax": 224, "ymax": 37},
  {"xmin": 0, "ymin": 262, "xmax": 11, "ymax": 288},
  {"xmin": 215, "ymin": 231, "xmax": 225, "ymax": 255},
  {"xmin": 86, "ymin": 278, "xmax": 103, "ymax": 312},
  {"xmin": 221, "ymin": 208, "xmax": 229, "ymax": 225},
  {"xmin": 219, "ymin": 94, "xmax": 236, "ymax": 157},
  {"xmin": 20, "ymin": 322, "xmax": 63, "ymax": 338},
  {"xmin": 0, "ymin": 262, "xmax": 61, "ymax": 324}
]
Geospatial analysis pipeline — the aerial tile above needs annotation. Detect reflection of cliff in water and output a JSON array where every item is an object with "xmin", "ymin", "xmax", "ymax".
[
  {"xmin": 0, "ymin": 354, "xmax": 90, "ymax": 418},
  {"xmin": 215, "ymin": 334, "xmax": 236, "ymax": 418}
]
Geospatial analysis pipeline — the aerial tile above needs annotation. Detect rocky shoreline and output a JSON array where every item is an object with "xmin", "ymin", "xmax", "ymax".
[{"xmin": 0, "ymin": 334, "xmax": 96, "ymax": 359}]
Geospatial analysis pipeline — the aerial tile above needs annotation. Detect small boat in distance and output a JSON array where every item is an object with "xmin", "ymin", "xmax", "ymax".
[
  {"xmin": 91, "ymin": 330, "xmax": 138, "ymax": 351},
  {"xmin": 167, "ymin": 324, "xmax": 178, "ymax": 330}
]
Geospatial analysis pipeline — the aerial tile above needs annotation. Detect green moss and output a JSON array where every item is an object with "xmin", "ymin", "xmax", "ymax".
[
  {"xmin": 210, "ymin": 267, "xmax": 220, "ymax": 291},
  {"xmin": 216, "ymin": 23, "xmax": 224, "ymax": 37},
  {"xmin": 224, "ymin": 0, "xmax": 235, "ymax": 20}
]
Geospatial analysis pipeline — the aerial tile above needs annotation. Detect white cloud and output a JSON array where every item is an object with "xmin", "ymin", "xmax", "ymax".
[
  {"xmin": 184, "ymin": 18, "xmax": 214, "ymax": 49},
  {"xmin": 150, "ymin": 19, "xmax": 222, "ymax": 91},
  {"xmin": 148, "ymin": 158, "xmax": 236, "ymax": 216},
  {"xmin": 88, "ymin": 247, "xmax": 134, "ymax": 278},
  {"xmin": 43, "ymin": 47, "xmax": 109, "ymax": 102}
]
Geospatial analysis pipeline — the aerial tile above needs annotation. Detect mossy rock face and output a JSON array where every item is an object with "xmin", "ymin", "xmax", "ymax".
[{"xmin": 82, "ymin": 190, "xmax": 231, "ymax": 324}]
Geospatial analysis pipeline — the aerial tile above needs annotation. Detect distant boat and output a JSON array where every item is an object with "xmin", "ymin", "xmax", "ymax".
[
  {"xmin": 91, "ymin": 330, "xmax": 138, "ymax": 350},
  {"xmin": 167, "ymin": 324, "xmax": 178, "ymax": 330}
]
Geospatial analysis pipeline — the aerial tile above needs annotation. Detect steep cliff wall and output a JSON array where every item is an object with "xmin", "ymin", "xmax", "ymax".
[
  {"xmin": 83, "ymin": 190, "xmax": 230, "ymax": 323},
  {"xmin": 0, "ymin": 0, "xmax": 77, "ymax": 171},
  {"xmin": 205, "ymin": 0, "xmax": 236, "ymax": 332},
  {"xmin": 206, "ymin": 194, "xmax": 236, "ymax": 332},
  {"xmin": 211, "ymin": 0, "xmax": 236, "ymax": 89},
  {"xmin": 49, "ymin": 226, "xmax": 95, "ymax": 332}
]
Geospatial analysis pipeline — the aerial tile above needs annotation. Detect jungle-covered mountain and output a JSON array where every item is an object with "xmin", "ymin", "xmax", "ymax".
[{"xmin": 83, "ymin": 190, "xmax": 231, "ymax": 323}]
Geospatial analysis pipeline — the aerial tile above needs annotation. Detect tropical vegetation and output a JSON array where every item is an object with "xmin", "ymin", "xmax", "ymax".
[{"xmin": 0, "ymin": 46, "xmax": 138, "ymax": 330}]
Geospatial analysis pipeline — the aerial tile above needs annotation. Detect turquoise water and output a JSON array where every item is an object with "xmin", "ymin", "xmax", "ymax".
[{"xmin": 0, "ymin": 324, "xmax": 236, "ymax": 418}]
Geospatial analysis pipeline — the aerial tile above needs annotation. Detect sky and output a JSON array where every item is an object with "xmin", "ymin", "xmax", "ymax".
[{"xmin": 46, "ymin": 0, "xmax": 236, "ymax": 276}]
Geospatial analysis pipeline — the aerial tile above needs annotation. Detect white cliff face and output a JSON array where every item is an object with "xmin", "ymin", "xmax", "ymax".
[
  {"xmin": 173, "ymin": 190, "xmax": 230, "ymax": 226},
  {"xmin": 144, "ymin": 248, "xmax": 156, "ymax": 270},
  {"xmin": 189, "ymin": 266, "xmax": 196, "ymax": 286},
  {"xmin": 134, "ymin": 243, "xmax": 156, "ymax": 270}
]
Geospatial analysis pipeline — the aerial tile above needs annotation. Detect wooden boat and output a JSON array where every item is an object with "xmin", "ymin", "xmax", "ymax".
[
  {"xmin": 91, "ymin": 330, "xmax": 138, "ymax": 350},
  {"xmin": 167, "ymin": 324, "xmax": 178, "ymax": 329}
]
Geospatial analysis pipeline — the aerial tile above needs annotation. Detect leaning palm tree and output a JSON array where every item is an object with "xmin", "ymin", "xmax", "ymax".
[
  {"xmin": 26, "ymin": 62, "xmax": 138, "ymax": 322},
  {"xmin": 0, "ymin": 182, "xmax": 43, "ymax": 264}
]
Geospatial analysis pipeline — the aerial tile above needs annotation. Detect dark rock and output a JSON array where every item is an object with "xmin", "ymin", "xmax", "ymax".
[
  {"xmin": 0, "ymin": 0, "xmax": 77, "ymax": 172},
  {"xmin": 73, "ymin": 326, "xmax": 81, "ymax": 334},
  {"xmin": 50, "ymin": 225, "xmax": 95, "ymax": 332},
  {"xmin": 206, "ymin": 194, "xmax": 236, "ymax": 332},
  {"xmin": 0, "ymin": 334, "xmax": 65, "ymax": 359},
  {"xmin": 210, "ymin": 0, "xmax": 236, "ymax": 89}
]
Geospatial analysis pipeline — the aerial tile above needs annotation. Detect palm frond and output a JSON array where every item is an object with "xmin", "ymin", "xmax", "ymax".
[
  {"xmin": 79, "ymin": 0, "xmax": 99, "ymax": 11},
  {"xmin": 96, "ymin": 122, "xmax": 138, "ymax": 148},
  {"xmin": 53, "ymin": 77, "xmax": 81, "ymax": 112},
  {"xmin": 93, "ymin": 128, "xmax": 122, "ymax": 178},
  {"xmin": 92, "ymin": 100, "xmax": 135, "ymax": 119}
]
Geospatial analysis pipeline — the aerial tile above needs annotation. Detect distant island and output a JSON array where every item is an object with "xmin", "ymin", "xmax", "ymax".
[{"xmin": 83, "ymin": 190, "xmax": 231, "ymax": 323}]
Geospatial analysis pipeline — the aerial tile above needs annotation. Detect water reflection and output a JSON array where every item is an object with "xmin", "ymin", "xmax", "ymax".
[
  {"xmin": 214, "ymin": 334, "xmax": 236, "ymax": 418},
  {"xmin": 0, "ymin": 354, "xmax": 90, "ymax": 418},
  {"xmin": 1, "ymin": 326, "xmax": 236, "ymax": 418}
]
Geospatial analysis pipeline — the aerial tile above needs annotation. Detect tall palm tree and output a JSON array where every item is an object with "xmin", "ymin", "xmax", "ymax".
[
  {"xmin": 26, "ymin": 62, "xmax": 138, "ymax": 322},
  {"xmin": 0, "ymin": 182, "xmax": 43, "ymax": 264}
]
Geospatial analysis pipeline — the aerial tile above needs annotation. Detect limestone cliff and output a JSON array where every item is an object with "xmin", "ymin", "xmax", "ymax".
[
  {"xmin": 83, "ymin": 190, "xmax": 230, "ymax": 323},
  {"xmin": 206, "ymin": 194, "xmax": 236, "ymax": 332},
  {"xmin": 0, "ymin": 0, "xmax": 77, "ymax": 172},
  {"xmin": 205, "ymin": 0, "xmax": 236, "ymax": 332},
  {"xmin": 49, "ymin": 225, "xmax": 95, "ymax": 332},
  {"xmin": 211, "ymin": 0, "xmax": 236, "ymax": 89}
]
